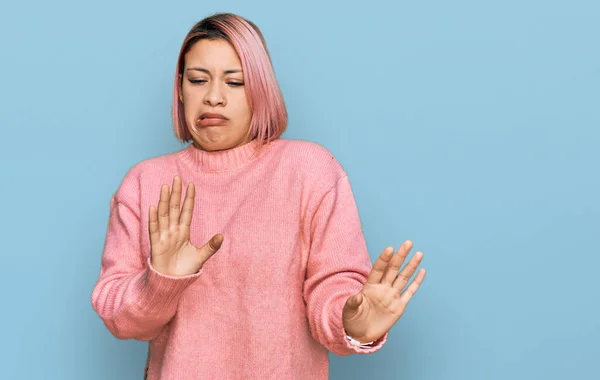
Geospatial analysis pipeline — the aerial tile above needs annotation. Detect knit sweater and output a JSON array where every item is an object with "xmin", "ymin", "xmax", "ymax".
[{"xmin": 91, "ymin": 138, "xmax": 387, "ymax": 379}]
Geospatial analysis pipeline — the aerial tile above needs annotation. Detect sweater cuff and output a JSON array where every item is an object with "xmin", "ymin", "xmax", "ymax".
[
  {"xmin": 330, "ymin": 298, "xmax": 388, "ymax": 355},
  {"xmin": 133, "ymin": 257, "xmax": 203, "ymax": 314},
  {"xmin": 342, "ymin": 330, "xmax": 388, "ymax": 354}
]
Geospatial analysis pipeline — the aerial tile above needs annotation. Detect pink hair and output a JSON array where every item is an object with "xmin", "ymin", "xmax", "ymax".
[{"xmin": 172, "ymin": 13, "xmax": 287, "ymax": 146}]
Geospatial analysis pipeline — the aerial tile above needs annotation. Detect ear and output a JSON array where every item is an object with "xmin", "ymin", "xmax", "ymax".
[{"xmin": 178, "ymin": 74, "xmax": 183, "ymax": 103}]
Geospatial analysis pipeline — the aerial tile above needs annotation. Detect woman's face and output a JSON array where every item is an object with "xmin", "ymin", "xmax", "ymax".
[{"xmin": 179, "ymin": 38, "xmax": 252, "ymax": 152}]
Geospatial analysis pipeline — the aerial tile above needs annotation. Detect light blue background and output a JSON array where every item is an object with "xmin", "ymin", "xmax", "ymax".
[{"xmin": 1, "ymin": 0, "xmax": 598, "ymax": 379}]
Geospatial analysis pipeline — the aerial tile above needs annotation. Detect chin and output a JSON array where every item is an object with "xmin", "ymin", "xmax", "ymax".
[
  {"xmin": 204, "ymin": 145, "xmax": 229, "ymax": 152},
  {"xmin": 189, "ymin": 128, "xmax": 250, "ymax": 152},
  {"xmin": 192, "ymin": 138, "xmax": 234, "ymax": 152}
]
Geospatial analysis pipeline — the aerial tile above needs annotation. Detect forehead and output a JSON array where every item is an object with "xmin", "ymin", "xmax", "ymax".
[{"xmin": 184, "ymin": 39, "xmax": 242, "ymax": 69}]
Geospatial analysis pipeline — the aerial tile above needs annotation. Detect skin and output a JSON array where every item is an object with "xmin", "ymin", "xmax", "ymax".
[
  {"xmin": 178, "ymin": 38, "xmax": 253, "ymax": 152},
  {"xmin": 150, "ymin": 38, "xmax": 427, "ymax": 344},
  {"xmin": 342, "ymin": 241, "xmax": 427, "ymax": 343},
  {"xmin": 149, "ymin": 176, "xmax": 222, "ymax": 277},
  {"xmin": 150, "ymin": 39, "xmax": 252, "ymax": 276}
]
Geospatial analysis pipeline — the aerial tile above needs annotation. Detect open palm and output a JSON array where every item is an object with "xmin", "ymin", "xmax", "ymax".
[
  {"xmin": 342, "ymin": 240, "xmax": 426, "ymax": 343},
  {"xmin": 149, "ymin": 176, "xmax": 224, "ymax": 277}
]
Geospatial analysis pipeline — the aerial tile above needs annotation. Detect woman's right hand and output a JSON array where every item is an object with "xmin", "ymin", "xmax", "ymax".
[{"xmin": 149, "ymin": 176, "xmax": 223, "ymax": 277}]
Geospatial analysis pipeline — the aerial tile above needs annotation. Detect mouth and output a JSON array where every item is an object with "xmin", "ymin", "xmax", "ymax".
[
  {"xmin": 199, "ymin": 112, "xmax": 227, "ymax": 120},
  {"xmin": 197, "ymin": 113, "xmax": 229, "ymax": 127}
]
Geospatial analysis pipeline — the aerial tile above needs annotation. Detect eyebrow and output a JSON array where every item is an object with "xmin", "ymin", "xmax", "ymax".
[{"xmin": 186, "ymin": 67, "xmax": 242, "ymax": 75}]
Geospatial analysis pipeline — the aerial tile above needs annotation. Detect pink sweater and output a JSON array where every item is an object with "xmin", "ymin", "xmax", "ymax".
[{"xmin": 91, "ymin": 138, "xmax": 387, "ymax": 379}]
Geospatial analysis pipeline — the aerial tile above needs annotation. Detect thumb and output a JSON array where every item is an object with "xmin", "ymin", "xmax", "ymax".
[
  {"xmin": 196, "ymin": 233, "xmax": 224, "ymax": 262},
  {"xmin": 345, "ymin": 292, "xmax": 364, "ymax": 312}
]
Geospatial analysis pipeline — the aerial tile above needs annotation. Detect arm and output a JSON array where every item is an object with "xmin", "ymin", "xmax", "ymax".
[
  {"xmin": 303, "ymin": 175, "xmax": 388, "ymax": 355},
  {"xmin": 90, "ymin": 195, "xmax": 201, "ymax": 341}
]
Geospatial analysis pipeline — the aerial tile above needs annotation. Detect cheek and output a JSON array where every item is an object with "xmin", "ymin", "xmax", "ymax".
[
  {"xmin": 235, "ymin": 94, "xmax": 252, "ymax": 120},
  {"xmin": 182, "ymin": 86, "xmax": 200, "ymax": 105},
  {"xmin": 182, "ymin": 91, "xmax": 203, "ymax": 121}
]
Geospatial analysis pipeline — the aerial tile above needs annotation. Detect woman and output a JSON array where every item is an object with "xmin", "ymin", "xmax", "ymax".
[{"xmin": 91, "ymin": 12, "xmax": 426, "ymax": 380}]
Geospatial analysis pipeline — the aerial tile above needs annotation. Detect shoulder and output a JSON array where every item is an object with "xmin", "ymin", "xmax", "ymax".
[
  {"xmin": 112, "ymin": 148, "xmax": 182, "ymax": 204},
  {"xmin": 268, "ymin": 138, "xmax": 348, "ymax": 191}
]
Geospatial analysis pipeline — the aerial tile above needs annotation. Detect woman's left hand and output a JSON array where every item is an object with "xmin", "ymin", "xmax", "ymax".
[{"xmin": 342, "ymin": 240, "xmax": 426, "ymax": 344}]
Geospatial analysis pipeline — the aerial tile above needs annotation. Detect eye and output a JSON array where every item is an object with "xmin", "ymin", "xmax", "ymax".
[
  {"xmin": 228, "ymin": 82, "xmax": 244, "ymax": 87},
  {"xmin": 188, "ymin": 79, "xmax": 207, "ymax": 84}
]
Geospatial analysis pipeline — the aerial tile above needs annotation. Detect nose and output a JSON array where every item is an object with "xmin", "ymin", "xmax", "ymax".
[{"xmin": 203, "ymin": 82, "xmax": 226, "ymax": 107}]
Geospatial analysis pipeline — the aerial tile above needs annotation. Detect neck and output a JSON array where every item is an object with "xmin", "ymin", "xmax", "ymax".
[{"xmin": 178, "ymin": 139, "xmax": 263, "ymax": 172}]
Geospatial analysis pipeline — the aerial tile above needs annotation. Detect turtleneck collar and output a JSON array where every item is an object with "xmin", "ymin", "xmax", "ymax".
[{"xmin": 177, "ymin": 139, "xmax": 264, "ymax": 172}]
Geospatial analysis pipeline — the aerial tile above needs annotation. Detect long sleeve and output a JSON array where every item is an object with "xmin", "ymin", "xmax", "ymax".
[
  {"xmin": 303, "ymin": 175, "xmax": 388, "ymax": 356},
  {"xmin": 90, "ymin": 194, "xmax": 201, "ymax": 341}
]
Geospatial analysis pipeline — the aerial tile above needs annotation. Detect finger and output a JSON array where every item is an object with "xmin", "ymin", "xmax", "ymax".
[
  {"xmin": 148, "ymin": 205, "xmax": 159, "ymax": 248},
  {"xmin": 347, "ymin": 292, "xmax": 363, "ymax": 310},
  {"xmin": 397, "ymin": 268, "xmax": 426, "ymax": 306},
  {"xmin": 169, "ymin": 176, "xmax": 182, "ymax": 227},
  {"xmin": 196, "ymin": 233, "xmax": 224, "ymax": 263},
  {"xmin": 366, "ymin": 247, "xmax": 394, "ymax": 284},
  {"xmin": 392, "ymin": 251, "xmax": 424, "ymax": 291},
  {"xmin": 381, "ymin": 240, "xmax": 413, "ymax": 285},
  {"xmin": 179, "ymin": 183, "xmax": 195, "ymax": 227},
  {"xmin": 342, "ymin": 293, "xmax": 364, "ymax": 319},
  {"xmin": 157, "ymin": 184, "xmax": 170, "ymax": 233}
]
